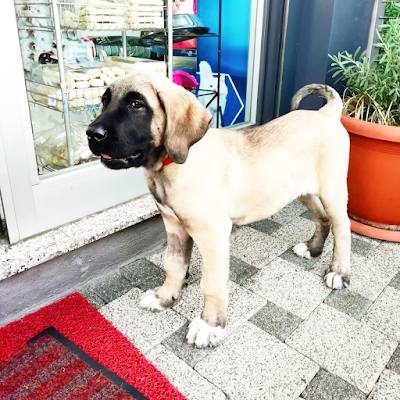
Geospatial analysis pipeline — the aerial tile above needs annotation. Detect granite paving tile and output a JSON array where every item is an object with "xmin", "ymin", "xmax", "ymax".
[
  {"xmin": 244, "ymin": 258, "xmax": 331, "ymax": 319},
  {"xmin": 286, "ymin": 304, "xmax": 398, "ymax": 393},
  {"xmin": 387, "ymin": 344, "xmax": 400, "ymax": 375},
  {"xmin": 324, "ymin": 289, "xmax": 372, "ymax": 321},
  {"xmin": 146, "ymin": 250, "xmax": 260, "ymax": 287},
  {"xmin": 373, "ymin": 239, "xmax": 400, "ymax": 253},
  {"xmin": 100, "ymin": 288, "xmax": 186, "ymax": 353},
  {"xmin": 279, "ymin": 248, "xmax": 319, "ymax": 271},
  {"xmin": 270, "ymin": 217, "xmax": 317, "ymax": 247},
  {"xmin": 121, "ymin": 258, "xmax": 165, "ymax": 292},
  {"xmin": 367, "ymin": 369, "xmax": 400, "ymax": 400},
  {"xmin": 145, "ymin": 344, "xmax": 226, "ymax": 400},
  {"xmin": 368, "ymin": 241, "xmax": 400, "ymax": 268},
  {"xmin": 362, "ymin": 286, "xmax": 400, "ymax": 342},
  {"xmin": 300, "ymin": 210, "xmax": 314, "ymax": 222},
  {"xmin": 162, "ymin": 322, "xmax": 213, "ymax": 368},
  {"xmin": 230, "ymin": 226, "xmax": 290, "ymax": 268},
  {"xmin": 172, "ymin": 281, "xmax": 267, "ymax": 336},
  {"xmin": 78, "ymin": 287, "xmax": 106, "ymax": 309},
  {"xmin": 147, "ymin": 245, "xmax": 202, "ymax": 285},
  {"xmin": 351, "ymin": 235, "xmax": 379, "ymax": 257},
  {"xmin": 349, "ymin": 255, "xmax": 399, "ymax": 302},
  {"xmin": 195, "ymin": 321, "xmax": 319, "ymax": 400},
  {"xmin": 229, "ymin": 256, "xmax": 259, "ymax": 285},
  {"xmin": 301, "ymin": 369, "xmax": 366, "ymax": 400},
  {"xmin": 249, "ymin": 301, "xmax": 303, "ymax": 341},
  {"xmin": 85, "ymin": 270, "xmax": 134, "ymax": 304},
  {"xmin": 247, "ymin": 219, "xmax": 282, "ymax": 235},
  {"xmin": 351, "ymin": 232, "xmax": 381, "ymax": 246},
  {"xmin": 389, "ymin": 271, "xmax": 400, "ymax": 290},
  {"xmin": 312, "ymin": 246, "xmax": 398, "ymax": 302},
  {"xmin": 269, "ymin": 200, "xmax": 308, "ymax": 224},
  {"xmin": 309, "ymin": 232, "xmax": 380, "ymax": 279}
]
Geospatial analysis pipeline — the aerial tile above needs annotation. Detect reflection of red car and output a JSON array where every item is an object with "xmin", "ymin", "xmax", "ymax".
[
  {"xmin": 173, "ymin": 0, "xmax": 197, "ymax": 50},
  {"xmin": 173, "ymin": 38, "xmax": 196, "ymax": 50}
]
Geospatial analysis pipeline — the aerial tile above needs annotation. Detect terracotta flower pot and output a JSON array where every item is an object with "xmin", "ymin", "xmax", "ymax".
[{"xmin": 341, "ymin": 115, "xmax": 400, "ymax": 242}]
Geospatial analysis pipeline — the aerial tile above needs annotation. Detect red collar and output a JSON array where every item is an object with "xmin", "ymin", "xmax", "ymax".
[{"xmin": 162, "ymin": 156, "xmax": 173, "ymax": 168}]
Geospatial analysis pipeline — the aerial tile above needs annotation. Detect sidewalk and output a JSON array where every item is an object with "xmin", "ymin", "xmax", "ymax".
[{"xmin": 80, "ymin": 200, "xmax": 400, "ymax": 400}]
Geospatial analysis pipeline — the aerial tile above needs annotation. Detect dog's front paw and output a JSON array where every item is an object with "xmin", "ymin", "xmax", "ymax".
[
  {"xmin": 293, "ymin": 242, "xmax": 311, "ymax": 259},
  {"xmin": 325, "ymin": 272, "xmax": 350, "ymax": 290},
  {"xmin": 186, "ymin": 317, "xmax": 227, "ymax": 348},
  {"xmin": 139, "ymin": 290, "xmax": 168, "ymax": 312}
]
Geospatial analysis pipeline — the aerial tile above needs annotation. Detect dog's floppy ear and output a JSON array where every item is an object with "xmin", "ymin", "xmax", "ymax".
[{"xmin": 157, "ymin": 86, "xmax": 212, "ymax": 164}]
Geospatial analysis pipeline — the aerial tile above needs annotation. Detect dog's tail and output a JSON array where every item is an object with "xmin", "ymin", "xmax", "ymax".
[{"xmin": 290, "ymin": 84, "xmax": 342, "ymax": 118}]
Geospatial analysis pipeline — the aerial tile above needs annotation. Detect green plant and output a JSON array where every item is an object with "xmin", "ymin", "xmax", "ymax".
[
  {"xmin": 385, "ymin": 0, "xmax": 400, "ymax": 18},
  {"xmin": 329, "ymin": 5, "xmax": 400, "ymax": 125}
]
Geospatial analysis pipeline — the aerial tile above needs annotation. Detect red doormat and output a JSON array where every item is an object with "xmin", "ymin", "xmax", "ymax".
[
  {"xmin": 1, "ymin": 328, "xmax": 146, "ymax": 399},
  {"xmin": 0, "ymin": 293, "xmax": 186, "ymax": 400}
]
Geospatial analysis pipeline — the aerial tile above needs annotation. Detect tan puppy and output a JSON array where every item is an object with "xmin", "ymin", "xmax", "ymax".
[{"xmin": 86, "ymin": 72, "xmax": 351, "ymax": 348}]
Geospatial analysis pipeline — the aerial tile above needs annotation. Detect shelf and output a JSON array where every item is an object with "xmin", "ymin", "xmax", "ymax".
[
  {"xmin": 73, "ymin": 29, "xmax": 143, "ymax": 37},
  {"xmin": 26, "ymin": 78, "xmax": 109, "ymax": 94},
  {"xmin": 28, "ymin": 99, "xmax": 97, "ymax": 113},
  {"xmin": 61, "ymin": 26, "xmax": 166, "ymax": 34},
  {"xmin": 28, "ymin": 99, "xmax": 64, "ymax": 113},
  {"xmin": 18, "ymin": 26, "xmax": 54, "ymax": 32},
  {"xmin": 58, "ymin": 0, "xmax": 166, "ymax": 34},
  {"xmin": 17, "ymin": 0, "xmax": 167, "ymax": 34},
  {"xmin": 140, "ymin": 32, "xmax": 218, "ymax": 46}
]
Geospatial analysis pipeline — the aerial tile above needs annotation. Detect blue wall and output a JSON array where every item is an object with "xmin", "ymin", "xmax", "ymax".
[
  {"xmin": 278, "ymin": 0, "xmax": 375, "ymax": 116},
  {"xmin": 325, "ymin": 0, "xmax": 375, "ymax": 88},
  {"xmin": 197, "ymin": 0, "xmax": 252, "ymax": 125}
]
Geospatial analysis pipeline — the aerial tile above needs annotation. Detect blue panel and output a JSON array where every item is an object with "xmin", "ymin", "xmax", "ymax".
[
  {"xmin": 325, "ymin": 0, "xmax": 375, "ymax": 90},
  {"xmin": 197, "ymin": 0, "xmax": 252, "ymax": 125},
  {"xmin": 260, "ymin": 0, "xmax": 286, "ymax": 123},
  {"xmin": 293, "ymin": 0, "xmax": 335, "ymax": 111},
  {"xmin": 279, "ymin": 0, "xmax": 375, "ymax": 116},
  {"xmin": 279, "ymin": 0, "xmax": 304, "ymax": 116},
  {"xmin": 197, "ymin": 0, "xmax": 251, "ymax": 77}
]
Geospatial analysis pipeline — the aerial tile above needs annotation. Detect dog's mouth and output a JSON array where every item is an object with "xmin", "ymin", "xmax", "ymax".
[{"xmin": 101, "ymin": 152, "xmax": 143, "ymax": 169}]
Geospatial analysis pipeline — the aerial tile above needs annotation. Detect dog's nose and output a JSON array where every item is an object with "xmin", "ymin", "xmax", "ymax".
[{"xmin": 86, "ymin": 126, "xmax": 107, "ymax": 142}]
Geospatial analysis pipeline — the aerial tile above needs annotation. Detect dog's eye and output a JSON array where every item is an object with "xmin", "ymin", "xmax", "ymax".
[{"xmin": 130, "ymin": 100, "xmax": 144, "ymax": 109}]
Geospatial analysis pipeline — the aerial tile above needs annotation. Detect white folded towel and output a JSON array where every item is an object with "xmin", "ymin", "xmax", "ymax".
[
  {"xmin": 79, "ymin": 15, "xmax": 125, "ymax": 23},
  {"xmin": 79, "ymin": 6, "xmax": 125, "ymax": 16}
]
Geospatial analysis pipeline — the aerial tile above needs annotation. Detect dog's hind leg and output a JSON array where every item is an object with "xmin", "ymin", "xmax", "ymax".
[
  {"xmin": 186, "ymin": 218, "xmax": 232, "ymax": 348},
  {"xmin": 293, "ymin": 194, "xmax": 331, "ymax": 259},
  {"xmin": 140, "ymin": 213, "xmax": 193, "ymax": 312},
  {"xmin": 319, "ymin": 185, "xmax": 351, "ymax": 289}
]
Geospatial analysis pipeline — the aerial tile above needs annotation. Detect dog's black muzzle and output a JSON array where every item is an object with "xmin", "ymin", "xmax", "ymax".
[{"xmin": 86, "ymin": 116, "xmax": 148, "ymax": 170}]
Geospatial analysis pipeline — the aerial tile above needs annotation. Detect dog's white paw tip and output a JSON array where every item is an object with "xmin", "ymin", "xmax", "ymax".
[
  {"xmin": 293, "ymin": 243, "xmax": 311, "ymax": 259},
  {"xmin": 186, "ymin": 317, "xmax": 227, "ymax": 348},
  {"xmin": 210, "ymin": 327, "xmax": 227, "ymax": 347},
  {"xmin": 325, "ymin": 272, "xmax": 349, "ymax": 290},
  {"xmin": 186, "ymin": 317, "xmax": 203, "ymax": 344},
  {"xmin": 139, "ymin": 289, "xmax": 165, "ymax": 312}
]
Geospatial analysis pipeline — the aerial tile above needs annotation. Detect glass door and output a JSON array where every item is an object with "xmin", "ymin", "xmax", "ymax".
[
  {"xmin": 2, "ymin": 0, "xmax": 167, "ymax": 243},
  {"xmin": 0, "ymin": 0, "xmax": 265, "ymax": 244}
]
